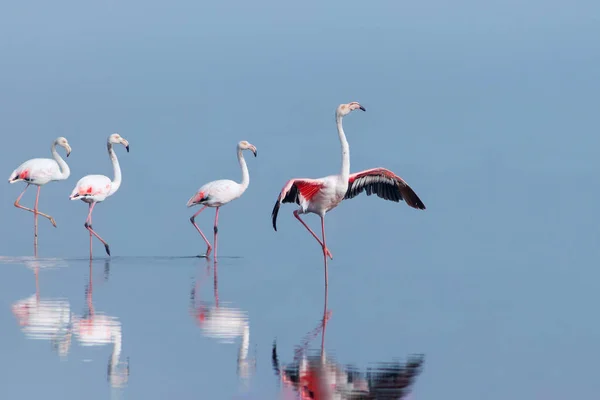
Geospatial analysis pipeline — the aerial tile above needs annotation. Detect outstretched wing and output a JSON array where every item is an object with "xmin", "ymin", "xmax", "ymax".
[
  {"xmin": 345, "ymin": 168, "xmax": 426, "ymax": 210},
  {"xmin": 271, "ymin": 178, "xmax": 324, "ymax": 231}
]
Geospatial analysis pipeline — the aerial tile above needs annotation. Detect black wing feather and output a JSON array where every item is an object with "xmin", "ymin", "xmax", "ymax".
[
  {"xmin": 344, "ymin": 174, "xmax": 426, "ymax": 210},
  {"xmin": 271, "ymin": 183, "xmax": 301, "ymax": 231}
]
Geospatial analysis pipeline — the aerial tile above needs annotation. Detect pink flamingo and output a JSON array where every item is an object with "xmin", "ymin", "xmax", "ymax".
[
  {"xmin": 8, "ymin": 137, "xmax": 72, "ymax": 250},
  {"xmin": 187, "ymin": 140, "xmax": 258, "ymax": 258},
  {"xmin": 69, "ymin": 133, "xmax": 129, "ymax": 259},
  {"xmin": 271, "ymin": 102, "xmax": 426, "ymax": 287}
]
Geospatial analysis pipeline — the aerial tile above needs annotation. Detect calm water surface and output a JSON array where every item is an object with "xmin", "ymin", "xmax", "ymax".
[{"xmin": 1, "ymin": 233, "xmax": 597, "ymax": 400}]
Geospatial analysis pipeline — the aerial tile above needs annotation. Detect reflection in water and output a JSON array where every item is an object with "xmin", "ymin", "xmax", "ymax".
[
  {"xmin": 72, "ymin": 260, "xmax": 130, "ymax": 389},
  {"xmin": 272, "ymin": 287, "xmax": 424, "ymax": 399},
  {"xmin": 190, "ymin": 259, "xmax": 255, "ymax": 388},
  {"xmin": 11, "ymin": 258, "xmax": 72, "ymax": 358}
]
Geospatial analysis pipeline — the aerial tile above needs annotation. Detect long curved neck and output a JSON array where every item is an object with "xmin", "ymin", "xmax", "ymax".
[
  {"xmin": 51, "ymin": 142, "xmax": 70, "ymax": 180},
  {"xmin": 336, "ymin": 114, "xmax": 350, "ymax": 179},
  {"xmin": 238, "ymin": 148, "xmax": 250, "ymax": 193},
  {"xmin": 107, "ymin": 143, "xmax": 122, "ymax": 195}
]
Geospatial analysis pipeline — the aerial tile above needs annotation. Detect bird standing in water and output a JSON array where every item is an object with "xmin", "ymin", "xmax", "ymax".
[
  {"xmin": 187, "ymin": 140, "xmax": 258, "ymax": 258},
  {"xmin": 272, "ymin": 102, "xmax": 426, "ymax": 287},
  {"xmin": 8, "ymin": 136, "xmax": 72, "ymax": 252},
  {"xmin": 69, "ymin": 133, "xmax": 129, "ymax": 259}
]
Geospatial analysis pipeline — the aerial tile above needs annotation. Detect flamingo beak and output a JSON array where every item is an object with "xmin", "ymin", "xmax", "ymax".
[
  {"xmin": 122, "ymin": 139, "xmax": 130, "ymax": 152},
  {"xmin": 359, "ymin": 105, "xmax": 366, "ymax": 111},
  {"xmin": 251, "ymin": 146, "xmax": 257, "ymax": 157},
  {"xmin": 66, "ymin": 145, "xmax": 72, "ymax": 157}
]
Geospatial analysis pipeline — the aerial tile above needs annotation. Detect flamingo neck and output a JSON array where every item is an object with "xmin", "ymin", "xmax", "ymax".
[
  {"xmin": 238, "ymin": 148, "xmax": 250, "ymax": 194},
  {"xmin": 336, "ymin": 114, "xmax": 350, "ymax": 180},
  {"xmin": 51, "ymin": 141, "xmax": 70, "ymax": 180},
  {"xmin": 107, "ymin": 143, "xmax": 122, "ymax": 196}
]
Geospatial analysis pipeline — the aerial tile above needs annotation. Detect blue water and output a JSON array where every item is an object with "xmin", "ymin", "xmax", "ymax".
[{"xmin": 2, "ymin": 0, "xmax": 600, "ymax": 398}]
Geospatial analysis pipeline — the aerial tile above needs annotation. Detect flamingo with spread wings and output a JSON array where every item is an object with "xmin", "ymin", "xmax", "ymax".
[
  {"xmin": 69, "ymin": 133, "xmax": 129, "ymax": 259},
  {"xmin": 271, "ymin": 102, "xmax": 426, "ymax": 287}
]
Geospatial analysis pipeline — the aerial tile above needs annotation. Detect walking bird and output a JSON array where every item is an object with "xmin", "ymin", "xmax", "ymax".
[
  {"xmin": 8, "ymin": 137, "xmax": 72, "ymax": 251},
  {"xmin": 187, "ymin": 140, "xmax": 257, "ymax": 258},
  {"xmin": 271, "ymin": 102, "xmax": 426, "ymax": 287},
  {"xmin": 69, "ymin": 133, "xmax": 129, "ymax": 259}
]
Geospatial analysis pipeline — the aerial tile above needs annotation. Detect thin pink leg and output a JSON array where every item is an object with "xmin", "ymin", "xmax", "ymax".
[
  {"xmin": 190, "ymin": 206, "xmax": 212, "ymax": 257},
  {"xmin": 320, "ymin": 216, "xmax": 329, "ymax": 288},
  {"xmin": 84, "ymin": 202, "xmax": 110, "ymax": 258},
  {"xmin": 34, "ymin": 186, "xmax": 40, "ymax": 250},
  {"xmin": 293, "ymin": 210, "xmax": 333, "ymax": 260},
  {"xmin": 14, "ymin": 184, "xmax": 56, "ymax": 253},
  {"xmin": 213, "ymin": 207, "xmax": 220, "ymax": 259}
]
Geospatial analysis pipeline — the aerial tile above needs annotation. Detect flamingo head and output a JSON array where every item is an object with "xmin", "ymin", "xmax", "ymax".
[
  {"xmin": 336, "ymin": 101, "xmax": 366, "ymax": 117},
  {"xmin": 108, "ymin": 133, "xmax": 130, "ymax": 152},
  {"xmin": 238, "ymin": 141, "xmax": 258, "ymax": 157},
  {"xmin": 55, "ymin": 137, "xmax": 72, "ymax": 157}
]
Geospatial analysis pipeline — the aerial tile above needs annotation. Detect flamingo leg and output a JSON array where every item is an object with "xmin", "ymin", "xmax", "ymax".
[
  {"xmin": 84, "ymin": 202, "xmax": 110, "ymax": 258},
  {"xmin": 293, "ymin": 210, "xmax": 333, "ymax": 260},
  {"xmin": 213, "ymin": 207, "xmax": 220, "ymax": 259},
  {"xmin": 320, "ymin": 216, "xmax": 329, "ymax": 288},
  {"xmin": 190, "ymin": 205, "xmax": 212, "ymax": 257},
  {"xmin": 15, "ymin": 183, "xmax": 56, "ymax": 236}
]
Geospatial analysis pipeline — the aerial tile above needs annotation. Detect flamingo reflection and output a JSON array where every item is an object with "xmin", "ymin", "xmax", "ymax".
[
  {"xmin": 272, "ymin": 287, "xmax": 424, "ymax": 399},
  {"xmin": 72, "ymin": 259, "xmax": 129, "ymax": 388},
  {"xmin": 190, "ymin": 259, "xmax": 256, "ymax": 387},
  {"xmin": 11, "ymin": 257, "xmax": 72, "ymax": 358}
]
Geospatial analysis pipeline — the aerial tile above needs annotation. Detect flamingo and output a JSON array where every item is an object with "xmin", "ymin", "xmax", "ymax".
[
  {"xmin": 271, "ymin": 102, "xmax": 426, "ymax": 287},
  {"xmin": 8, "ymin": 137, "xmax": 72, "ymax": 250},
  {"xmin": 69, "ymin": 133, "xmax": 129, "ymax": 259},
  {"xmin": 187, "ymin": 140, "xmax": 258, "ymax": 258}
]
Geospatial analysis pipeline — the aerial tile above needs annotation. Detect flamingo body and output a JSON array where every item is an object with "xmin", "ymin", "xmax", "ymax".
[
  {"xmin": 187, "ymin": 179, "xmax": 244, "ymax": 208},
  {"xmin": 70, "ymin": 175, "xmax": 113, "ymax": 203},
  {"xmin": 9, "ymin": 158, "xmax": 66, "ymax": 186}
]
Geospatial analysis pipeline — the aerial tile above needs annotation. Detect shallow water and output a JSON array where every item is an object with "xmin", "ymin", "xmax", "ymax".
[
  {"xmin": 1, "ymin": 254, "xmax": 427, "ymax": 399},
  {"xmin": 2, "ymin": 237, "xmax": 598, "ymax": 400}
]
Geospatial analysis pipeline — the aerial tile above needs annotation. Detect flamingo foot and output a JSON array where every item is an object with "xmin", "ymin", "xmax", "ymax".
[{"xmin": 49, "ymin": 217, "xmax": 57, "ymax": 228}]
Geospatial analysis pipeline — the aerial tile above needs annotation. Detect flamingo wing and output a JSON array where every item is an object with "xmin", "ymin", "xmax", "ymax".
[
  {"xmin": 344, "ymin": 168, "xmax": 426, "ymax": 210},
  {"xmin": 271, "ymin": 178, "xmax": 324, "ymax": 231}
]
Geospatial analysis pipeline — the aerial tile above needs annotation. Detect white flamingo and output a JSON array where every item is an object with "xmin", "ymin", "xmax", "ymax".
[
  {"xmin": 271, "ymin": 102, "xmax": 426, "ymax": 287},
  {"xmin": 187, "ymin": 140, "xmax": 258, "ymax": 258},
  {"xmin": 69, "ymin": 133, "xmax": 129, "ymax": 259},
  {"xmin": 8, "ymin": 137, "xmax": 72, "ymax": 250}
]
